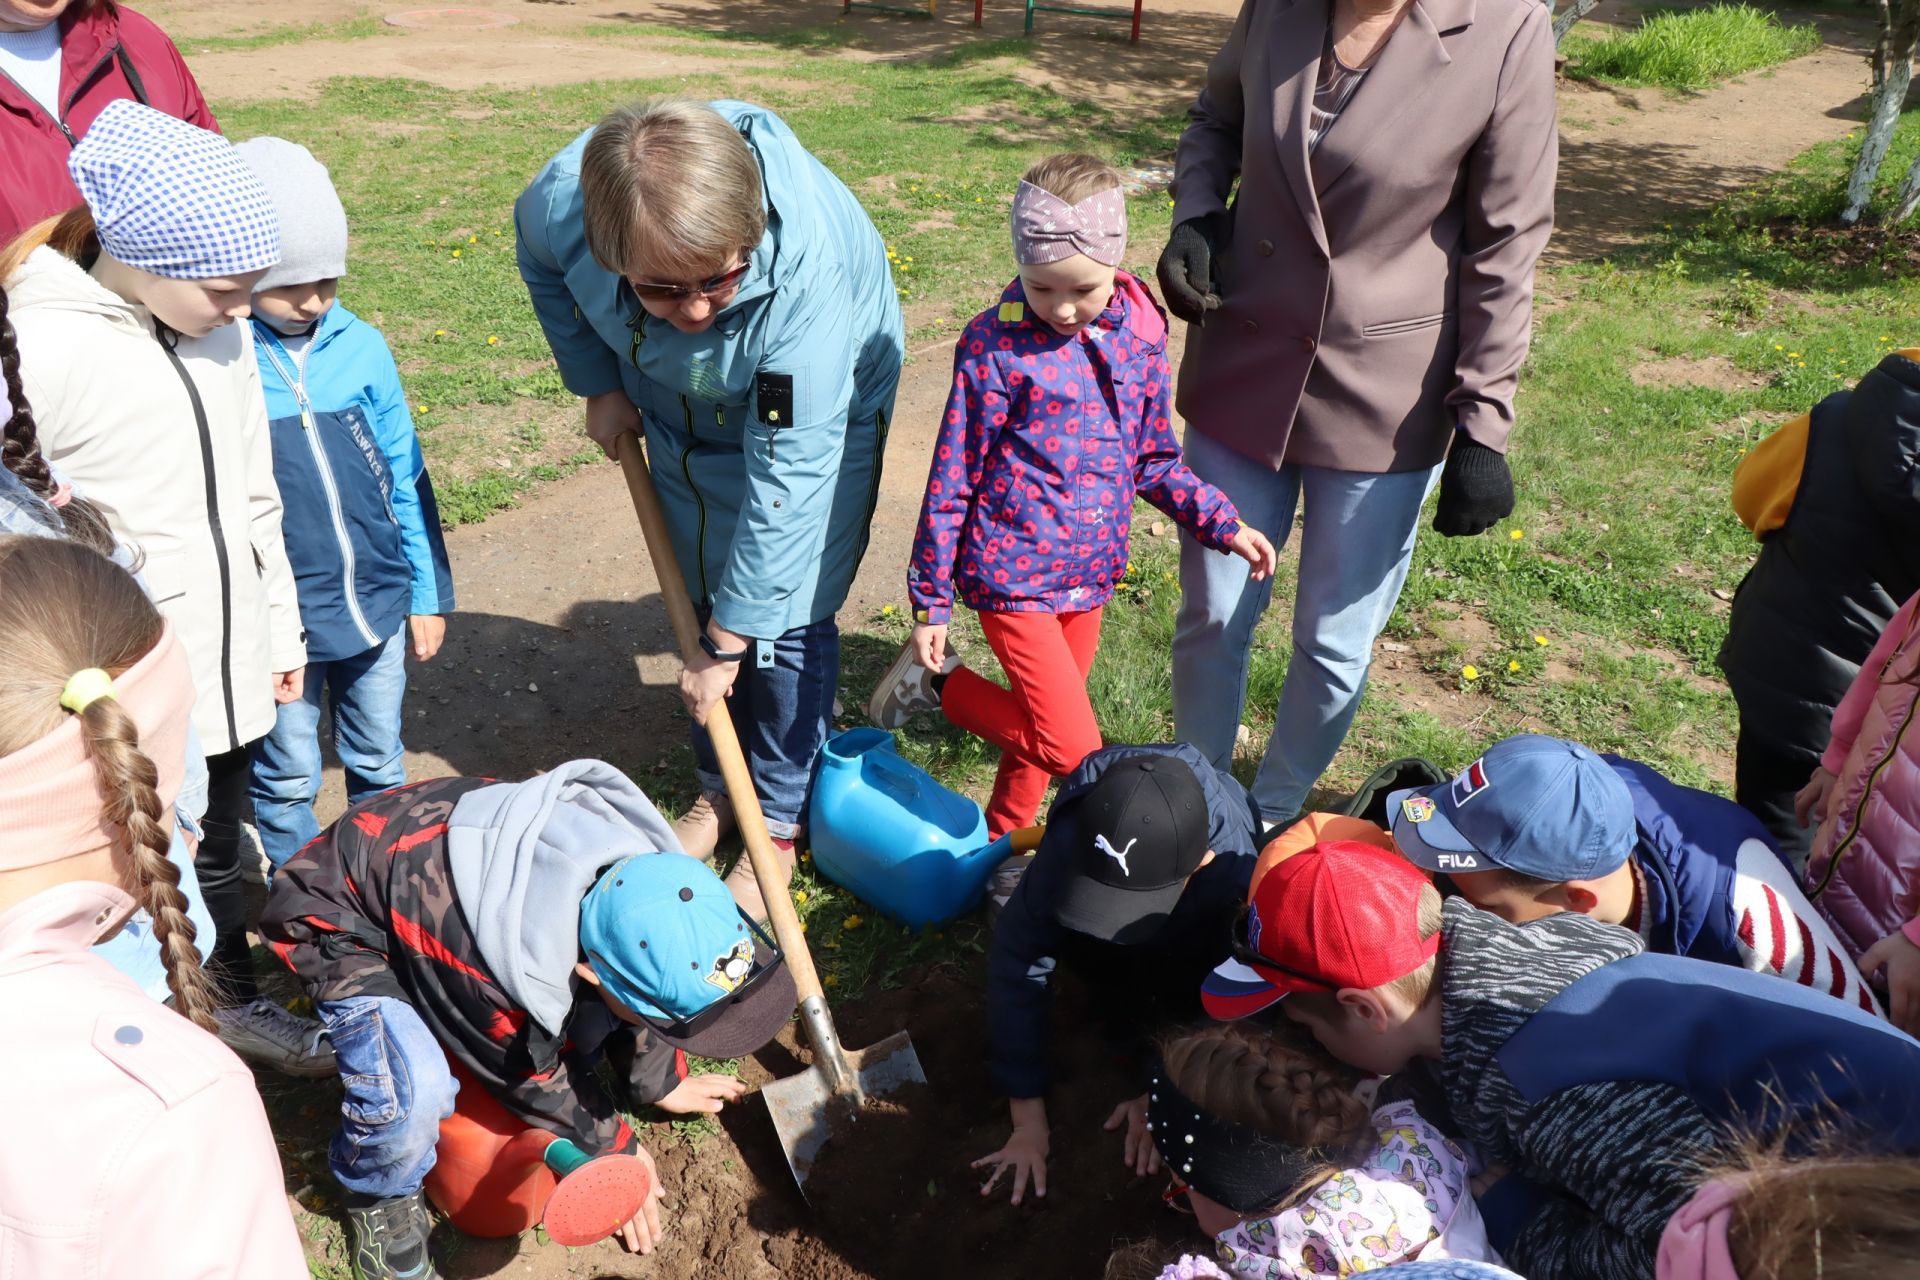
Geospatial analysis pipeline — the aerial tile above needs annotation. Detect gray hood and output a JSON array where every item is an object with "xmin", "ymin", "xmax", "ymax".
[{"xmin": 447, "ymin": 760, "xmax": 683, "ymax": 1036}]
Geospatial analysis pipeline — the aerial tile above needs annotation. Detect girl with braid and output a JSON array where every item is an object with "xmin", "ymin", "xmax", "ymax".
[
  {"xmin": 1137, "ymin": 1023, "xmax": 1498, "ymax": 1279},
  {"xmin": 0, "ymin": 535, "xmax": 304, "ymax": 1277}
]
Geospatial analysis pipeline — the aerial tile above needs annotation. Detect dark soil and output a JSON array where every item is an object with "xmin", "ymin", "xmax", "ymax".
[
  {"xmin": 634, "ymin": 962, "xmax": 1203, "ymax": 1280},
  {"xmin": 1758, "ymin": 216, "xmax": 1920, "ymax": 275}
]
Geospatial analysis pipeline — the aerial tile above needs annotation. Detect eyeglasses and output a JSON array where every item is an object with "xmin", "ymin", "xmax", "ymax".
[
  {"xmin": 1227, "ymin": 905, "xmax": 1338, "ymax": 993},
  {"xmin": 626, "ymin": 258, "xmax": 752, "ymax": 304}
]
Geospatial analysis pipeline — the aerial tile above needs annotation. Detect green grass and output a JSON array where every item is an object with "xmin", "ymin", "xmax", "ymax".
[
  {"xmin": 176, "ymin": 15, "xmax": 387, "ymax": 55},
  {"xmin": 1565, "ymin": 4, "xmax": 1820, "ymax": 91}
]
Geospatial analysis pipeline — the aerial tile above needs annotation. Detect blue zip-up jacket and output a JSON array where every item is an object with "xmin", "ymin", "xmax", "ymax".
[
  {"xmin": 515, "ymin": 101, "xmax": 904, "ymax": 641},
  {"xmin": 987, "ymin": 743, "xmax": 1262, "ymax": 1099},
  {"xmin": 250, "ymin": 306, "xmax": 454, "ymax": 664}
]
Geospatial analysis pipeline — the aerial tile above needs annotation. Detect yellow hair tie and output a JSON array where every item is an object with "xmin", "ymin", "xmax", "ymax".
[{"xmin": 59, "ymin": 668, "xmax": 116, "ymax": 715}]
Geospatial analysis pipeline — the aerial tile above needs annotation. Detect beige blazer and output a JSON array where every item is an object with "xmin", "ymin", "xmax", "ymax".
[{"xmin": 1171, "ymin": 0, "xmax": 1557, "ymax": 473}]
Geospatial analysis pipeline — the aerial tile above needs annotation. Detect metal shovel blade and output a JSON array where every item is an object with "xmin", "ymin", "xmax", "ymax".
[{"xmin": 762, "ymin": 1031, "xmax": 926, "ymax": 1190}]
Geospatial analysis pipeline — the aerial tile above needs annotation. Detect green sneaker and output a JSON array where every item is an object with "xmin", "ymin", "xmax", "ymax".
[{"xmin": 345, "ymin": 1191, "xmax": 439, "ymax": 1280}]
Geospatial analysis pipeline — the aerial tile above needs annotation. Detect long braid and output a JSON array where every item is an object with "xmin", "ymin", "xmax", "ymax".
[
  {"xmin": 77, "ymin": 696, "xmax": 218, "ymax": 1030},
  {"xmin": 1160, "ymin": 1022, "xmax": 1378, "ymax": 1209},
  {"xmin": 0, "ymin": 536, "xmax": 214, "ymax": 1029},
  {"xmin": 0, "ymin": 285, "xmax": 121, "ymax": 557}
]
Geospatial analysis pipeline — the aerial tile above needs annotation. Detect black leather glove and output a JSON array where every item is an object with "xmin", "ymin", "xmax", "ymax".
[
  {"xmin": 1155, "ymin": 212, "xmax": 1228, "ymax": 324},
  {"xmin": 1431, "ymin": 435, "xmax": 1515, "ymax": 537}
]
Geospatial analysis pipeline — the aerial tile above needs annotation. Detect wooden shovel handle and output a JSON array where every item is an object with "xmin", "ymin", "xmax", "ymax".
[{"xmin": 613, "ymin": 432, "xmax": 827, "ymax": 1009}]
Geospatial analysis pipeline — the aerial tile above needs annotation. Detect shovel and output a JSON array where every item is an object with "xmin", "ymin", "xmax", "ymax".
[{"xmin": 613, "ymin": 431, "xmax": 925, "ymax": 1190}]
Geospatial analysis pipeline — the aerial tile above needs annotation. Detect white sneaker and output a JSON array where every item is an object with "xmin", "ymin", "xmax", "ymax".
[
  {"xmin": 868, "ymin": 640, "xmax": 960, "ymax": 730},
  {"xmin": 216, "ymin": 998, "xmax": 338, "ymax": 1077}
]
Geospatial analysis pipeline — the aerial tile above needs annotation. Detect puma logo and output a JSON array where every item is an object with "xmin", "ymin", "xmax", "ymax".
[{"xmin": 1094, "ymin": 833, "xmax": 1138, "ymax": 877}]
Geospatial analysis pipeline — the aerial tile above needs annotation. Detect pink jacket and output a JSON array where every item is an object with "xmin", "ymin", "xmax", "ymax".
[
  {"xmin": 1809, "ymin": 588, "xmax": 1920, "ymax": 959},
  {"xmin": 0, "ymin": 880, "xmax": 307, "ymax": 1279}
]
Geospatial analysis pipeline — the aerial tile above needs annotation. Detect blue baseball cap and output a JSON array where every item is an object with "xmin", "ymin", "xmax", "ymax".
[
  {"xmin": 1386, "ymin": 735, "xmax": 1635, "ymax": 881},
  {"xmin": 578, "ymin": 852, "xmax": 794, "ymax": 1057}
]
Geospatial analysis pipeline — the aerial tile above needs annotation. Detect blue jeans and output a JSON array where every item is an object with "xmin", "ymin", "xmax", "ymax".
[
  {"xmin": 690, "ymin": 616, "xmax": 838, "ymax": 839},
  {"xmin": 321, "ymin": 995, "xmax": 460, "ymax": 1199},
  {"xmin": 1172, "ymin": 430, "xmax": 1441, "ymax": 824},
  {"xmin": 251, "ymin": 631, "xmax": 409, "ymax": 870}
]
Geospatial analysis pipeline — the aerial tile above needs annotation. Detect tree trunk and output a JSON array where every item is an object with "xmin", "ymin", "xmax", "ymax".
[
  {"xmin": 1894, "ymin": 151, "xmax": 1920, "ymax": 223},
  {"xmin": 1552, "ymin": 0, "xmax": 1602, "ymax": 45},
  {"xmin": 1842, "ymin": 2, "xmax": 1920, "ymax": 224}
]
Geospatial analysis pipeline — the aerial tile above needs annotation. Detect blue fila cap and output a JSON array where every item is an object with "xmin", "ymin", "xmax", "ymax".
[
  {"xmin": 578, "ymin": 852, "xmax": 794, "ymax": 1058},
  {"xmin": 1386, "ymin": 735, "xmax": 1636, "ymax": 882}
]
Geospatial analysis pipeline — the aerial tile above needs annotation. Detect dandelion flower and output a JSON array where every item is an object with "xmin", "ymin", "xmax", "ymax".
[
  {"xmin": 1773, "ymin": 343, "xmax": 1783, "ymax": 350},
  {"xmin": 1788, "ymin": 351, "xmax": 1799, "ymax": 358},
  {"xmin": 486, "ymin": 335, "xmax": 499, "ymax": 345},
  {"xmin": 843, "ymin": 914, "xmax": 865, "ymax": 931},
  {"xmin": 467, "ymin": 234, "xmax": 478, "ymax": 244},
  {"xmin": 1508, "ymin": 660, "xmax": 1521, "ymax": 672},
  {"xmin": 1509, "ymin": 529, "xmax": 1524, "ymax": 541},
  {"xmin": 450, "ymin": 249, "xmax": 461, "ymax": 259},
  {"xmin": 1462, "ymin": 665, "xmax": 1480, "ymax": 681},
  {"xmin": 434, "ymin": 329, "xmax": 446, "ymax": 337},
  {"xmin": 1882, "ymin": 335, "xmax": 1891, "ymax": 342},
  {"xmin": 1533, "ymin": 634, "xmax": 1548, "ymax": 646},
  {"xmin": 416, "ymin": 404, "xmax": 429, "ymax": 414},
  {"xmin": 793, "ymin": 890, "xmax": 808, "ymax": 905},
  {"xmin": 824, "ymin": 974, "xmax": 839, "ymax": 987}
]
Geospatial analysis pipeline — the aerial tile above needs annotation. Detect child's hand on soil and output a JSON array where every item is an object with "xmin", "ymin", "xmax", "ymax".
[
  {"xmin": 1103, "ymin": 1093, "xmax": 1160, "ymax": 1177},
  {"xmin": 1861, "ymin": 928, "xmax": 1920, "ymax": 1034},
  {"xmin": 271, "ymin": 667, "xmax": 305, "ymax": 705},
  {"xmin": 972, "ymin": 1122, "xmax": 1049, "ymax": 1205},
  {"xmin": 408, "ymin": 614, "xmax": 446, "ymax": 662},
  {"xmin": 913, "ymin": 622, "xmax": 949, "ymax": 672},
  {"xmin": 616, "ymin": 1143, "xmax": 666, "ymax": 1254},
  {"xmin": 1228, "ymin": 526, "xmax": 1277, "ymax": 582},
  {"xmin": 656, "ymin": 1072, "xmax": 748, "ymax": 1116},
  {"xmin": 1795, "ymin": 766, "xmax": 1838, "ymax": 829}
]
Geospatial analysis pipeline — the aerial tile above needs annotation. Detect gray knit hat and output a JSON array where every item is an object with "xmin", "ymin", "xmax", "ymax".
[{"xmin": 234, "ymin": 136, "xmax": 348, "ymax": 291}]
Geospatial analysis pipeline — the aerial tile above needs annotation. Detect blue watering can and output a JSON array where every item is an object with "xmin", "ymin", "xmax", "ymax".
[{"xmin": 809, "ymin": 728, "xmax": 1010, "ymax": 928}]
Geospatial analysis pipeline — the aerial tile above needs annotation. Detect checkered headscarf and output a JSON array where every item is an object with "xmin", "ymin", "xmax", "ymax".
[{"xmin": 68, "ymin": 100, "xmax": 281, "ymax": 281}]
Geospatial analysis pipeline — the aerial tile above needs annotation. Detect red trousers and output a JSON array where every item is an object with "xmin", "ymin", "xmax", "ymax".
[{"xmin": 941, "ymin": 607, "xmax": 1105, "ymax": 837}]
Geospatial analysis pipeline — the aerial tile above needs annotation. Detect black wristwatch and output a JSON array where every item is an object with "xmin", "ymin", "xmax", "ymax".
[{"xmin": 699, "ymin": 632, "xmax": 750, "ymax": 662}]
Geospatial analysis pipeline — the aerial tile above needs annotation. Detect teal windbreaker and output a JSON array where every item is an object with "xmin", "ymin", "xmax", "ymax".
[{"xmin": 515, "ymin": 101, "xmax": 904, "ymax": 640}]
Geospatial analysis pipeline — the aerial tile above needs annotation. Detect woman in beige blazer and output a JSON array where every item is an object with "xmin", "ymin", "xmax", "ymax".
[{"xmin": 1160, "ymin": 0, "xmax": 1557, "ymax": 824}]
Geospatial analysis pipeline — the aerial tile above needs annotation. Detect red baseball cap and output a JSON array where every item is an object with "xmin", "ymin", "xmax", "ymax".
[{"xmin": 1202, "ymin": 839, "xmax": 1440, "ymax": 1020}]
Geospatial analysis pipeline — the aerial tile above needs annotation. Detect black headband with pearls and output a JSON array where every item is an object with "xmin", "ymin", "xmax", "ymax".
[{"xmin": 1145, "ymin": 1065, "xmax": 1331, "ymax": 1215}]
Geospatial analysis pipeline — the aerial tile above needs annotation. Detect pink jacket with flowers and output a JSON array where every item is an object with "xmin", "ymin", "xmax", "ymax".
[
  {"xmin": 0, "ymin": 881, "xmax": 306, "ymax": 1279},
  {"xmin": 1810, "ymin": 587, "xmax": 1920, "ymax": 959},
  {"xmin": 907, "ymin": 273, "xmax": 1241, "ymax": 624}
]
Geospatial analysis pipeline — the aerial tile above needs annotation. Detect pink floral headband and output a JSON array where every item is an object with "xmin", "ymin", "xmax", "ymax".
[{"xmin": 1010, "ymin": 179, "xmax": 1128, "ymax": 268}]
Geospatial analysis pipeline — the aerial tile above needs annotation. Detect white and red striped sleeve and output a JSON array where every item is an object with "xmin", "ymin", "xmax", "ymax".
[{"xmin": 1732, "ymin": 838, "xmax": 1885, "ymax": 1018}]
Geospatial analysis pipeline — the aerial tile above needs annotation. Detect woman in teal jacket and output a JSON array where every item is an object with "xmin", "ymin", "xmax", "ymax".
[{"xmin": 516, "ymin": 97, "xmax": 903, "ymax": 916}]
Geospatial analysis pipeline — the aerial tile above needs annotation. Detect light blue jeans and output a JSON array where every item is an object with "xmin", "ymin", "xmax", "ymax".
[
  {"xmin": 321, "ymin": 995, "xmax": 460, "ymax": 1199},
  {"xmin": 251, "ymin": 630, "xmax": 409, "ymax": 870},
  {"xmin": 1172, "ymin": 430, "xmax": 1440, "ymax": 824}
]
